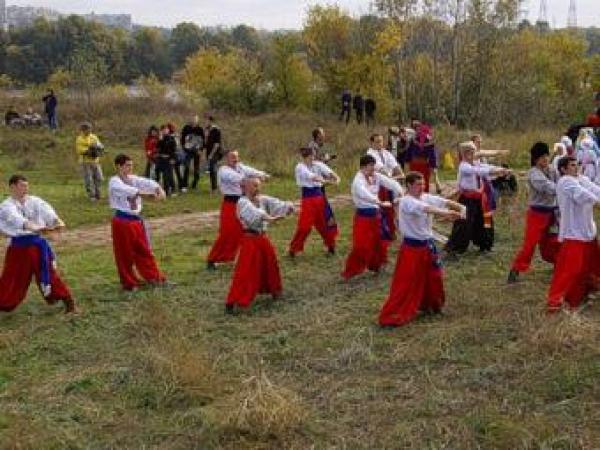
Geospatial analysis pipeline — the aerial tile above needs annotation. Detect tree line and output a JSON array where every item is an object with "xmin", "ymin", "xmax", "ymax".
[{"xmin": 0, "ymin": 1, "xmax": 598, "ymax": 130}]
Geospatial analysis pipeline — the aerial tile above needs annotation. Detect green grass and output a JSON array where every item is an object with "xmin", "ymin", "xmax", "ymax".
[
  {"xmin": 0, "ymin": 107, "xmax": 597, "ymax": 448},
  {"xmin": 1, "ymin": 198, "xmax": 599, "ymax": 448}
]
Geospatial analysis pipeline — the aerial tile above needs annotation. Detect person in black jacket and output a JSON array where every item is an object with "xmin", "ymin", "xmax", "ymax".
[
  {"xmin": 365, "ymin": 98, "xmax": 376, "ymax": 127},
  {"xmin": 156, "ymin": 124, "xmax": 178, "ymax": 196},
  {"xmin": 353, "ymin": 93, "xmax": 364, "ymax": 125},
  {"xmin": 42, "ymin": 89, "xmax": 58, "ymax": 130},
  {"xmin": 180, "ymin": 115, "xmax": 205, "ymax": 191},
  {"xmin": 339, "ymin": 89, "xmax": 352, "ymax": 124},
  {"xmin": 205, "ymin": 116, "xmax": 223, "ymax": 193}
]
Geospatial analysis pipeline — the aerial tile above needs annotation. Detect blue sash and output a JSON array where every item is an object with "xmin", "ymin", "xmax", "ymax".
[
  {"xmin": 224, "ymin": 195, "xmax": 241, "ymax": 203},
  {"xmin": 114, "ymin": 210, "xmax": 142, "ymax": 221},
  {"xmin": 11, "ymin": 235, "xmax": 55, "ymax": 297},
  {"xmin": 356, "ymin": 208, "xmax": 378, "ymax": 218},
  {"xmin": 301, "ymin": 187, "xmax": 323, "ymax": 198},
  {"xmin": 530, "ymin": 205, "xmax": 556, "ymax": 214},
  {"xmin": 403, "ymin": 237, "xmax": 442, "ymax": 270}
]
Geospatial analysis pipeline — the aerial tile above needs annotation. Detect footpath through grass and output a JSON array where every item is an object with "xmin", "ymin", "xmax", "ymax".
[{"xmin": 0, "ymin": 187, "xmax": 599, "ymax": 448}]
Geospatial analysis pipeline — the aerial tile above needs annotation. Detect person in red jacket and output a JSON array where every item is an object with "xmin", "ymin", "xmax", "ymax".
[{"xmin": 143, "ymin": 125, "xmax": 159, "ymax": 179}]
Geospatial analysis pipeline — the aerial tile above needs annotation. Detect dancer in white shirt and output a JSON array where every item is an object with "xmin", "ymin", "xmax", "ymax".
[
  {"xmin": 226, "ymin": 177, "xmax": 294, "ymax": 314},
  {"xmin": 0, "ymin": 174, "xmax": 77, "ymax": 313},
  {"xmin": 342, "ymin": 154, "xmax": 403, "ymax": 280},
  {"xmin": 207, "ymin": 150, "xmax": 269, "ymax": 270},
  {"xmin": 445, "ymin": 142, "xmax": 510, "ymax": 256},
  {"xmin": 109, "ymin": 154, "xmax": 170, "ymax": 291},
  {"xmin": 289, "ymin": 147, "xmax": 340, "ymax": 257},
  {"xmin": 379, "ymin": 172, "xmax": 463, "ymax": 327},
  {"xmin": 366, "ymin": 133, "xmax": 405, "ymax": 261},
  {"xmin": 547, "ymin": 156, "xmax": 600, "ymax": 312}
]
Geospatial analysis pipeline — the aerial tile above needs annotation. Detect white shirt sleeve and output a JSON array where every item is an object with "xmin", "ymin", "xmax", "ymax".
[
  {"xmin": 130, "ymin": 175, "xmax": 160, "ymax": 194},
  {"xmin": 562, "ymin": 176, "xmax": 599, "ymax": 205},
  {"xmin": 579, "ymin": 175, "xmax": 600, "ymax": 198},
  {"xmin": 460, "ymin": 162, "xmax": 492, "ymax": 177},
  {"xmin": 33, "ymin": 197, "xmax": 60, "ymax": 227},
  {"xmin": 352, "ymin": 174, "xmax": 380, "ymax": 206},
  {"xmin": 314, "ymin": 161, "xmax": 333, "ymax": 178},
  {"xmin": 109, "ymin": 176, "xmax": 139, "ymax": 197},
  {"xmin": 220, "ymin": 166, "xmax": 244, "ymax": 185},
  {"xmin": 237, "ymin": 197, "xmax": 269, "ymax": 230},
  {"xmin": 260, "ymin": 195, "xmax": 293, "ymax": 217},
  {"xmin": 0, "ymin": 200, "xmax": 26, "ymax": 232},
  {"xmin": 375, "ymin": 173, "xmax": 404, "ymax": 196},
  {"xmin": 239, "ymin": 163, "xmax": 266, "ymax": 179},
  {"xmin": 295, "ymin": 163, "xmax": 320, "ymax": 186}
]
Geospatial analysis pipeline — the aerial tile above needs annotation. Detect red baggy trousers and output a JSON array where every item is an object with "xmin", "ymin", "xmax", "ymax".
[
  {"xmin": 111, "ymin": 217, "xmax": 165, "ymax": 290},
  {"xmin": 342, "ymin": 213, "xmax": 385, "ymax": 280},
  {"xmin": 207, "ymin": 199, "xmax": 243, "ymax": 263},
  {"xmin": 547, "ymin": 239, "xmax": 600, "ymax": 311},
  {"xmin": 511, "ymin": 208, "xmax": 560, "ymax": 272},
  {"xmin": 289, "ymin": 196, "xmax": 336, "ymax": 254},
  {"xmin": 378, "ymin": 243, "xmax": 445, "ymax": 326},
  {"xmin": 0, "ymin": 245, "xmax": 72, "ymax": 312},
  {"xmin": 226, "ymin": 233, "xmax": 282, "ymax": 308}
]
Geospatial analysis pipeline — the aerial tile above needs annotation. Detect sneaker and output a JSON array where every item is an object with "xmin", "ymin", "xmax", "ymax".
[
  {"xmin": 507, "ymin": 270, "xmax": 519, "ymax": 284},
  {"xmin": 206, "ymin": 261, "xmax": 216, "ymax": 271}
]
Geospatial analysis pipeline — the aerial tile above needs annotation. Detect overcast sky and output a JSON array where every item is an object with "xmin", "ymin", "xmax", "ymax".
[{"xmin": 8, "ymin": 0, "xmax": 600, "ymax": 29}]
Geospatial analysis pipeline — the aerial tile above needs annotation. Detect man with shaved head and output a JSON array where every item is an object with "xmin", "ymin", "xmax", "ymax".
[
  {"xmin": 206, "ymin": 150, "xmax": 269, "ymax": 270},
  {"xmin": 225, "ymin": 176, "xmax": 294, "ymax": 314}
]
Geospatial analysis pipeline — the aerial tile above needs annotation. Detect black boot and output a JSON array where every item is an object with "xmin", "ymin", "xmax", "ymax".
[{"xmin": 507, "ymin": 270, "xmax": 519, "ymax": 284}]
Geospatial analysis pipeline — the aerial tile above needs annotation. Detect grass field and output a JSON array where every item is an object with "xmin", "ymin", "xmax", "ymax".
[{"xmin": 0, "ymin": 108, "xmax": 598, "ymax": 449}]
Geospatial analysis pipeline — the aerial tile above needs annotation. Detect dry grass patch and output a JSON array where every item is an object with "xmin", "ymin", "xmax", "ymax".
[{"xmin": 207, "ymin": 368, "xmax": 308, "ymax": 441}]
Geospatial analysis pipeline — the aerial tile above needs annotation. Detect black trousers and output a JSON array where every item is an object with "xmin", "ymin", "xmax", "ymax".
[
  {"xmin": 339, "ymin": 106, "xmax": 350, "ymax": 124},
  {"xmin": 366, "ymin": 112, "xmax": 375, "ymax": 127},
  {"xmin": 355, "ymin": 109, "xmax": 363, "ymax": 124},
  {"xmin": 445, "ymin": 196, "xmax": 494, "ymax": 253},
  {"xmin": 181, "ymin": 150, "xmax": 200, "ymax": 189},
  {"xmin": 144, "ymin": 159, "xmax": 156, "ymax": 179},
  {"xmin": 155, "ymin": 158, "xmax": 176, "ymax": 195}
]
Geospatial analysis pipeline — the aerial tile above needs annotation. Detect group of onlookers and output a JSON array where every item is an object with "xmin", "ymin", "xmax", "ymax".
[
  {"xmin": 143, "ymin": 115, "xmax": 222, "ymax": 197},
  {"xmin": 340, "ymin": 89, "xmax": 377, "ymax": 126},
  {"xmin": 73, "ymin": 115, "xmax": 223, "ymax": 201},
  {"xmin": 3, "ymin": 89, "xmax": 58, "ymax": 130}
]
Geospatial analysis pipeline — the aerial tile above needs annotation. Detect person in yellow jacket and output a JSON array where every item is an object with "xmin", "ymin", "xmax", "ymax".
[{"xmin": 75, "ymin": 122, "xmax": 104, "ymax": 201}]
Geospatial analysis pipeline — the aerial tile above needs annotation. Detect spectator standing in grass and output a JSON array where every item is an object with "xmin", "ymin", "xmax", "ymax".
[
  {"xmin": 308, "ymin": 127, "xmax": 335, "ymax": 163},
  {"xmin": 180, "ymin": 115, "xmax": 205, "ymax": 191},
  {"xmin": 339, "ymin": 89, "xmax": 352, "ymax": 124},
  {"xmin": 109, "ymin": 154, "xmax": 173, "ymax": 292},
  {"xmin": 342, "ymin": 154, "xmax": 403, "ymax": 280},
  {"xmin": 547, "ymin": 156, "xmax": 600, "ymax": 313},
  {"xmin": 404, "ymin": 125, "xmax": 441, "ymax": 193},
  {"xmin": 75, "ymin": 122, "xmax": 104, "ymax": 201},
  {"xmin": 378, "ymin": 171, "xmax": 463, "ymax": 328},
  {"xmin": 353, "ymin": 92, "xmax": 365, "ymax": 125},
  {"xmin": 207, "ymin": 150, "xmax": 269, "ymax": 270},
  {"xmin": 508, "ymin": 142, "xmax": 560, "ymax": 284},
  {"xmin": 155, "ymin": 124, "xmax": 178, "ymax": 196},
  {"xmin": 42, "ymin": 89, "xmax": 58, "ymax": 130},
  {"xmin": 143, "ymin": 125, "xmax": 159, "ymax": 179},
  {"xmin": 365, "ymin": 97, "xmax": 376, "ymax": 128},
  {"xmin": 288, "ymin": 146, "xmax": 340, "ymax": 258},
  {"xmin": 0, "ymin": 174, "xmax": 77, "ymax": 314},
  {"xmin": 225, "ymin": 177, "xmax": 294, "ymax": 314},
  {"xmin": 167, "ymin": 123, "xmax": 184, "ymax": 192},
  {"xmin": 205, "ymin": 116, "xmax": 223, "ymax": 194}
]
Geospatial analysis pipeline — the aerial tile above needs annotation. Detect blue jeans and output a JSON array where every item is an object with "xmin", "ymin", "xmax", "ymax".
[{"xmin": 47, "ymin": 111, "xmax": 58, "ymax": 130}]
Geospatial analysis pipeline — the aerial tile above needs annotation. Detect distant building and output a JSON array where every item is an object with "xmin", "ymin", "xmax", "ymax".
[
  {"xmin": 0, "ymin": 0, "xmax": 7, "ymax": 32},
  {"xmin": 83, "ymin": 12, "xmax": 132, "ymax": 30},
  {"xmin": 4, "ymin": 5, "xmax": 132, "ymax": 30}
]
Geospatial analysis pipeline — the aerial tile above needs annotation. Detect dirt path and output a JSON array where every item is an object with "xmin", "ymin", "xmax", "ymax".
[{"xmin": 53, "ymin": 182, "xmax": 458, "ymax": 249}]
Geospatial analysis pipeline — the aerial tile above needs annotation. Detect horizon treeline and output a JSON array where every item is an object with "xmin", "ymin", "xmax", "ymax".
[{"xmin": 0, "ymin": 0, "xmax": 599, "ymax": 130}]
